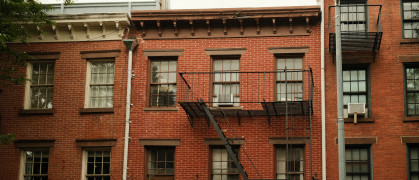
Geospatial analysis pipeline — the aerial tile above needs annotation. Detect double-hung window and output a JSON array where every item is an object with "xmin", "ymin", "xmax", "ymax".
[
  {"xmin": 212, "ymin": 57, "xmax": 240, "ymax": 106},
  {"xmin": 150, "ymin": 57, "xmax": 177, "ymax": 107},
  {"xmin": 408, "ymin": 144, "xmax": 419, "ymax": 180},
  {"xmin": 276, "ymin": 146, "xmax": 305, "ymax": 180},
  {"xmin": 405, "ymin": 64, "xmax": 419, "ymax": 116},
  {"xmin": 340, "ymin": 0, "xmax": 367, "ymax": 32},
  {"xmin": 402, "ymin": 0, "xmax": 419, "ymax": 38},
  {"xmin": 346, "ymin": 146, "xmax": 371, "ymax": 180},
  {"xmin": 27, "ymin": 62, "xmax": 55, "ymax": 109},
  {"xmin": 85, "ymin": 60, "xmax": 115, "ymax": 108},
  {"xmin": 83, "ymin": 149, "xmax": 111, "ymax": 180},
  {"xmin": 146, "ymin": 147, "xmax": 175, "ymax": 180},
  {"xmin": 21, "ymin": 149, "xmax": 49, "ymax": 180},
  {"xmin": 276, "ymin": 57, "xmax": 303, "ymax": 101},
  {"xmin": 211, "ymin": 146, "xmax": 240, "ymax": 180},
  {"xmin": 343, "ymin": 68, "xmax": 368, "ymax": 107}
]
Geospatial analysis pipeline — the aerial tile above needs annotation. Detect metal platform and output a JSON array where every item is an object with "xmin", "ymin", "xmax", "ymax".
[{"xmin": 179, "ymin": 101, "xmax": 311, "ymax": 126}]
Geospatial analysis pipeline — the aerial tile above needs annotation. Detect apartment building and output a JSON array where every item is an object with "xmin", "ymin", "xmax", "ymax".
[
  {"xmin": 325, "ymin": 0, "xmax": 419, "ymax": 179},
  {"xmin": 128, "ymin": 6, "xmax": 322, "ymax": 179},
  {"xmin": 0, "ymin": 1, "xmax": 160, "ymax": 179}
]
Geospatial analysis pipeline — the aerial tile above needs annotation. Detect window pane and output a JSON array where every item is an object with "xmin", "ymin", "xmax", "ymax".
[
  {"xmin": 358, "ymin": 95, "xmax": 366, "ymax": 104},
  {"xmin": 168, "ymin": 72, "xmax": 176, "ymax": 83},
  {"xmin": 350, "ymin": 82, "xmax": 358, "ymax": 92},
  {"xmin": 169, "ymin": 61, "xmax": 177, "ymax": 71},
  {"xmin": 161, "ymin": 61, "xmax": 169, "ymax": 71},
  {"xmin": 358, "ymin": 81, "xmax": 366, "ymax": 92},
  {"xmin": 412, "ymin": 160, "xmax": 419, "ymax": 171},
  {"xmin": 151, "ymin": 61, "xmax": 160, "ymax": 72},
  {"xmin": 405, "ymin": 3, "xmax": 412, "ymax": 11},
  {"xmin": 414, "ymin": 2, "xmax": 419, "ymax": 10},
  {"xmin": 222, "ymin": 60, "xmax": 231, "ymax": 70},
  {"xmin": 214, "ymin": 61, "xmax": 222, "ymax": 71},
  {"xmin": 343, "ymin": 82, "xmax": 351, "ymax": 92}
]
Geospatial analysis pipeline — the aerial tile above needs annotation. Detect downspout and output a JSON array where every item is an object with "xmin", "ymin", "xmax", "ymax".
[
  {"xmin": 122, "ymin": 39, "xmax": 138, "ymax": 180},
  {"xmin": 320, "ymin": 0, "xmax": 326, "ymax": 179}
]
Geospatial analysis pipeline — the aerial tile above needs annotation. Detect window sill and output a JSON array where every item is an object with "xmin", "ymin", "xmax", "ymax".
[
  {"xmin": 403, "ymin": 116, "xmax": 419, "ymax": 122},
  {"xmin": 80, "ymin": 108, "xmax": 114, "ymax": 114},
  {"xmin": 400, "ymin": 38, "xmax": 419, "ymax": 44},
  {"xmin": 143, "ymin": 107, "xmax": 179, "ymax": 111},
  {"xmin": 344, "ymin": 117, "xmax": 374, "ymax": 123},
  {"xmin": 18, "ymin": 109, "xmax": 54, "ymax": 115}
]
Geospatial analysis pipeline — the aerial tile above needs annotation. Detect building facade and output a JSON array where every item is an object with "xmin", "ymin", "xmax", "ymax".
[
  {"xmin": 325, "ymin": 0, "xmax": 419, "ymax": 179},
  {"xmin": 0, "ymin": 1, "xmax": 161, "ymax": 179},
  {"xmin": 128, "ymin": 7, "xmax": 322, "ymax": 180}
]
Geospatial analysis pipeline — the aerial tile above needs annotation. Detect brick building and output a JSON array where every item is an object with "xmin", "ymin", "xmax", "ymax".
[
  {"xmin": 0, "ymin": 10, "xmax": 140, "ymax": 180},
  {"xmin": 128, "ymin": 6, "xmax": 322, "ymax": 179},
  {"xmin": 325, "ymin": 0, "xmax": 419, "ymax": 179},
  {"xmin": 0, "ymin": 3, "xmax": 325, "ymax": 180}
]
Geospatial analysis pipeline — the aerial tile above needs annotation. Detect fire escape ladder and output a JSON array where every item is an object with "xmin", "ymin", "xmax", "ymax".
[{"xmin": 198, "ymin": 99, "xmax": 249, "ymax": 180}]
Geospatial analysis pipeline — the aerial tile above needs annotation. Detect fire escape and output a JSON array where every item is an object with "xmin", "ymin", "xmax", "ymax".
[
  {"xmin": 329, "ymin": 3, "xmax": 383, "ymax": 63},
  {"xmin": 178, "ymin": 69, "xmax": 314, "ymax": 179}
]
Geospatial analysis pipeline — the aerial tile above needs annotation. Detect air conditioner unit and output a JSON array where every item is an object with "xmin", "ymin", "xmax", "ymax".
[
  {"xmin": 347, "ymin": 103, "xmax": 366, "ymax": 123},
  {"xmin": 214, "ymin": 94, "xmax": 234, "ymax": 107}
]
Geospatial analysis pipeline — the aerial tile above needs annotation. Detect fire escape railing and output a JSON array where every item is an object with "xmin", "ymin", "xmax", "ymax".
[
  {"xmin": 328, "ymin": 4, "xmax": 382, "ymax": 55},
  {"xmin": 179, "ymin": 69, "xmax": 313, "ymax": 105}
]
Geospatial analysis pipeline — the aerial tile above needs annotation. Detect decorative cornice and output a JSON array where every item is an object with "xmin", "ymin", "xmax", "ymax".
[
  {"xmin": 131, "ymin": 6, "xmax": 320, "ymax": 39},
  {"xmin": 15, "ymin": 13, "xmax": 131, "ymax": 43}
]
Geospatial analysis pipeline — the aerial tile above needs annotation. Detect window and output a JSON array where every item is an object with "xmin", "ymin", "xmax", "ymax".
[
  {"xmin": 211, "ymin": 146, "xmax": 239, "ymax": 180},
  {"xmin": 26, "ymin": 62, "xmax": 55, "ymax": 109},
  {"xmin": 340, "ymin": 0, "xmax": 367, "ymax": 32},
  {"xmin": 276, "ymin": 146, "xmax": 305, "ymax": 180},
  {"xmin": 276, "ymin": 57, "xmax": 303, "ymax": 101},
  {"xmin": 402, "ymin": 0, "xmax": 419, "ymax": 38},
  {"xmin": 212, "ymin": 57, "xmax": 240, "ymax": 106},
  {"xmin": 85, "ymin": 60, "xmax": 114, "ymax": 108},
  {"xmin": 346, "ymin": 146, "xmax": 371, "ymax": 180},
  {"xmin": 20, "ymin": 149, "xmax": 49, "ymax": 180},
  {"xmin": 150, "ymin": 57, "xmax": 177, "ymax": 107},
  {"xmin": 405, "ymin": 65, "xmax": 419, "ymax": 116},
  {"xmin": 343, "ymin": 68, "xmax": 368, "ymax": 107},
  {"xmin": 146, "ymin": 147, "xmax": 175, "ymax": 180},
  {"xmin": 83, "ymin": 149, "xmax": 111, "ymax": 180},
  {"xmin": 408, "ymin": 144, "xmax": 419, "ymax": 180}
]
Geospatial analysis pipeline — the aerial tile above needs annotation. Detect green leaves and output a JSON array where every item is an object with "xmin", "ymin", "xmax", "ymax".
[{"xmin": 0, "ymin": 0, "xmax": 53, "ymax": 84}]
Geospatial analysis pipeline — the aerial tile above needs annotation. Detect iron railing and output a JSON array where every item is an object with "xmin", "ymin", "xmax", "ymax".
[
  {"xmin": 178, "ymin": 68, "xmax": 314, "ymax": 106},
  {"xmin": 328, "ymin": 4, "xmax": 382, "ymax": 53}
]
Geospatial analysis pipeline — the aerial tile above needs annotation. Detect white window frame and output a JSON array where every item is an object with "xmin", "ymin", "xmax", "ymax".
[
  {"xmin": 24, "ymin": 61, "xmax": 55, "ymax": 109},
  {"xmin": 19, "ymin": 149, "xmax": 50, "ymax": 180},
  {"xmin": 84, "ymin": 59, "xmax": 115, "ymax": 108},
  {"xmin": 81, "ymin": 148, "xmax": 111, "ymax": 180}
]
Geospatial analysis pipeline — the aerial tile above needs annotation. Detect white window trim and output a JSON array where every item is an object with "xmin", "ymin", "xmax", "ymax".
[
  {"xmin": 84, "ymin": 59, "xmax": 115, "ymax": 108},
  {"xmin": 19, "ymin": 150, "xmax": 26, "ymax": 180},
  {"xmin": 24, "ymin": 61, "xmax": 55, "ymax": 109},
  {"xmin": 24, "ymin": 63, "xmax": 34, "ymax": 109},
  {"xmin": 19, "ymin": 149, "xmax": 49, "ymax": 180},
  {"xmin": 81, "ymin": 148, "xmax": 111, "ymax": 180}
]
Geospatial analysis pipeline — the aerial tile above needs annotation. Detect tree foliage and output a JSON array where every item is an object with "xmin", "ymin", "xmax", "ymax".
[
  {"xmin": 0, "ymin": 0, "xmax": 55, "ymax": 84},
  {"xmin": 0, "ymin": 0, "xmax": 73, "ymax": 84}
]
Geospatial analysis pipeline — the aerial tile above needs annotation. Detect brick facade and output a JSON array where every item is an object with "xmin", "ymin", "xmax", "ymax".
[
  {"xmin": 324, "ymin": 0, "xmax": 419, "ymax": 179},
  {"xmin": 0, "ymin": 6, "xmax": 325, "ymax": 180},
  {"xmin": 0, "ymin": 41, "xmax": 128, "ymax": 179}
]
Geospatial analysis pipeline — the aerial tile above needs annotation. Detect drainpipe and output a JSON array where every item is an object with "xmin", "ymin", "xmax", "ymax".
[
  {"xmin": 320, "ymin": 0, "xmax": 326, "ymax": 179},
  {"xmin": 122, "ymin": 38, "xmax": 138, "ymax": 180},
  {"xmin": 334, "ymin": 0, "xmax": 346, "ymax": 179}
]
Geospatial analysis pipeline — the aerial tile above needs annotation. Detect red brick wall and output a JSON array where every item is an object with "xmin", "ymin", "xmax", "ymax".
[
  {"xmin": 128, "ymin": 24, "xmax": 323, "ymax": 179},
  {"xmin": 0, "ymin": 41, "xmax": 128, "ymax": 180},
  {"xmin": 324, "ymin": 0, "xmax": 419, "ymax": 179}
]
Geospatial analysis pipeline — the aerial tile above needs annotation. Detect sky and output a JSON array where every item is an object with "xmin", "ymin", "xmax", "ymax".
[{"xmin": 38, "ymin": 0, "xmax": 318, "ymax": 9}]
